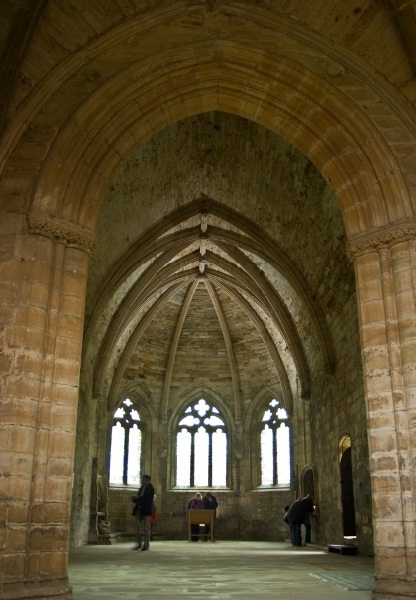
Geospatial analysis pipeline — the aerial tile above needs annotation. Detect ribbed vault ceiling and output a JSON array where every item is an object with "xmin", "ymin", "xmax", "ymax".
[
  {"xmin": 84, "ymin": 112, "xmax": 354, "ymax": 419},
  {"xmin": 3, "ymin": 0, "xmax": 411, "ymax": 433}
]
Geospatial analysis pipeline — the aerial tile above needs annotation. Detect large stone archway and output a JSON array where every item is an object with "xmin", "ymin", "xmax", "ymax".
[{"xmin": 1, "ymin": 2, "xmax": 415, "ymax": 599}]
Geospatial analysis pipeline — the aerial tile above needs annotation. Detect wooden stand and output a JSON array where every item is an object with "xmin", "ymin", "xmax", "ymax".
[{"xmin": 187, "ymin": 509, "xmax": 215, "ymax": 542}]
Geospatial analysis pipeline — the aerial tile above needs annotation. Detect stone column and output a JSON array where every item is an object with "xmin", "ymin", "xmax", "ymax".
[
  {"xmin": 0, "ymin": 213, "xmax": 91, "ymax": 599},
  {"xmin": 351, "ymin": 229, "xmax": 416, "ymax": 599}
]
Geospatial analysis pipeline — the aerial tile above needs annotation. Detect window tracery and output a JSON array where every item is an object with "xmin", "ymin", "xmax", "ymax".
[
  {"xmin": 109, "ymin": 398, "xmax": 142, "ymax": 486},
  {"xmin": 176, "ymin": 398, "xmax": 227, "ymax": 487},
  {"xmin": 260, "ymin": 398, "xmax": 291, "ymax": 486}
]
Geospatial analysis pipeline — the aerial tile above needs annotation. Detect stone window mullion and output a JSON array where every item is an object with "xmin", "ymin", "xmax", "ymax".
[
  {"xmin": 122, "ymin": 425, "xmax": 129, "ymax": 485},
  {"xmin": 176, "ymin": 398, "xmax": 227, "ymax": 487},
  {"xmin": 190, "ymin": 431, "xmax": 196, "ymax": 487},
  {"xmin": 272, "ymin": 425, "xmax": 278, "ymax": 486}
]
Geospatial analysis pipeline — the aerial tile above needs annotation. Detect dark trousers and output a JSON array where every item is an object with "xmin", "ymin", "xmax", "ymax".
[
  {"xmin": 287, "ymin": 518, "xmax": 295, "ymax": 545},
  {"xmin": 288, "ymin": 519, "xmax": 302, "ymax": 546},
  {"xmin": 203, "ymin": 524, "xmax": 212, "ymax": 540},
  {"xmin": 135, "ymin": 514, "xmax": 151, "ymax": 548},
  {"xmin": 191, "ymin": 524, "xmax": 200, "ymax": 541}
]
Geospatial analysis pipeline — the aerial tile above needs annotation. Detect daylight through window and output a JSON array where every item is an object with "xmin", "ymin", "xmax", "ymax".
[
  {"xmin": 109, "ymin": 398, "xmax": 142, "ymax": 486},
  {"xmin": 176, "ymin": 399, "xmax": 227, "ymax": 487},
  {"xmin": 261, "ymin": 398, "xmax": 290, "ymax": 485}
]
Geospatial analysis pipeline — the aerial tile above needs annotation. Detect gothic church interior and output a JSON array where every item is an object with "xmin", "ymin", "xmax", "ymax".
[{"xmin": 0, "ymin": 2, "xmax": 415, "ymax": 599}]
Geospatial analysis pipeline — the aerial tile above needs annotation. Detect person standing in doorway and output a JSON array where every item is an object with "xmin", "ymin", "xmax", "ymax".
[{"xmin": 131, "ymin": 474, "xmax": 155, "ymax": 551}]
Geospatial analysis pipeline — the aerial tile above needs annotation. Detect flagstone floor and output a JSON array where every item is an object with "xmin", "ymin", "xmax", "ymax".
[{"xmin": 69, "ymin": 540, "xmax": 374, "ymax": 600}]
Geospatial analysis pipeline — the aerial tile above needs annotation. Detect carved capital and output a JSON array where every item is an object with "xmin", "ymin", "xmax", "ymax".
[
  {"xmin": 28, "ymin": 210, "xmax": 95, "ymax": 253},
  {"xmin": 347, "ymin": 220, "xmax": 416, "ymax": 260}
]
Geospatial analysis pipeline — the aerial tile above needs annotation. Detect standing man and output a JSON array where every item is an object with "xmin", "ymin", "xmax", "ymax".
[
  {"xmin": 285, "ymin": 497, "xmax": 301, "ymax": 546},
  {"xmin": 203, "ymin": 492, "xmax": 218, "ymax": 540},
  {"xmin": 286, "ymin": 494, "xmax": 314, "ymax": 546},
  {"xmin": 132, "ymin": 474, "xmax": 155, "ymax": 551}
]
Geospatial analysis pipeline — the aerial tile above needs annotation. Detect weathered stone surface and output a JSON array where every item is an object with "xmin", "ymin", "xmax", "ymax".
[{"xmin": 1, "ymin": 2, "xmax": 416, "ymax": 600}]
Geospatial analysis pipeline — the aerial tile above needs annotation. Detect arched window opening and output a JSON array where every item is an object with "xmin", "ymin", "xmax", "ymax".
[
  {"xmin": 176, "ymin": 398, "xmax": 227, "ymax": 487},
  {"xmin": 109, "ymin": 398, "xmax": 142, "ymax": 486},
  {"xmin": 260, "ymin": 398, "xmax": 290, "ymax": 486}
]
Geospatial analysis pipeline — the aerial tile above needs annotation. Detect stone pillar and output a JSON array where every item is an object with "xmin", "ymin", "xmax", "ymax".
[
  {"xmin": 352, "ymin": 231, "xmax": 416, "ymax": 599},
  {"xmin": 0, "ymin": 214, "xmax": 91, "ymax": 599}
]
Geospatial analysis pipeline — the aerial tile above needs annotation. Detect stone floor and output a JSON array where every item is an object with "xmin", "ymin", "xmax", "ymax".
[{"xmin": 69, "ymin": 540, "xmax": 375, "ymax": 600}]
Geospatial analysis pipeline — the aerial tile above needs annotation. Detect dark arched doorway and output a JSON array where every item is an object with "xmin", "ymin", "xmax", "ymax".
[
  {"xmin": 339, "ymin": 436, "xmax": 357, "ymax": 537},
  {"xmin": 302, "ymin": 467, "xmax": 315, "ymax": 499}
]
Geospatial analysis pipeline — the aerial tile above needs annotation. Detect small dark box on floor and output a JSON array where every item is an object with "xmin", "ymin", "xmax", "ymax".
[{"xmin": 328, "ymin": 544, "xmax": 357, "ymax": 555}]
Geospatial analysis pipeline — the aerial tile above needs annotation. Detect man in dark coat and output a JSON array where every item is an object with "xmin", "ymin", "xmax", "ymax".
[
  {"xmin": 202, "ymin": 492, "xmax": 218, "ymax": 540},
  {"xmin": 287, "ymin": 494, "xmax": 314, "ymax": 546},
  {"xmin": 132, "ymin": 474, "xmax": 155, "ymax": 551},
  {"xmin": 285, "ymin": 497, "xmax": 301, "ymax": 546}
]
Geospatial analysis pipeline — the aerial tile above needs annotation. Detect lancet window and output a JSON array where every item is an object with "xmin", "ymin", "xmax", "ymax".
[
  {"xmin": 176, "ymin": 398, "xmax": 227, "ymax": 487},
  {"xmin": 260, "ymin": 398, "xmax": 291, "ymax": 486},
  {"xmin": 109, "ymin": 398, "xmax": 142, "ymax": 486}
]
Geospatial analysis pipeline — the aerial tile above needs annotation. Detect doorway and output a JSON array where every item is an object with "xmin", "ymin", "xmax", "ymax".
[{"xmin": 339, "ymin": 436, "xmax": 357, "ymax": 537}]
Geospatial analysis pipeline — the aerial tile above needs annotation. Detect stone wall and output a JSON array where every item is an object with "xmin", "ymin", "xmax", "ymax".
[
  {"xmin": 108, "ymin": 488, "xmax": 294, "ymax": 542},
  {"xmin": 71, "ymin": 112, "xmax": 372, "ymax": 556}
]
